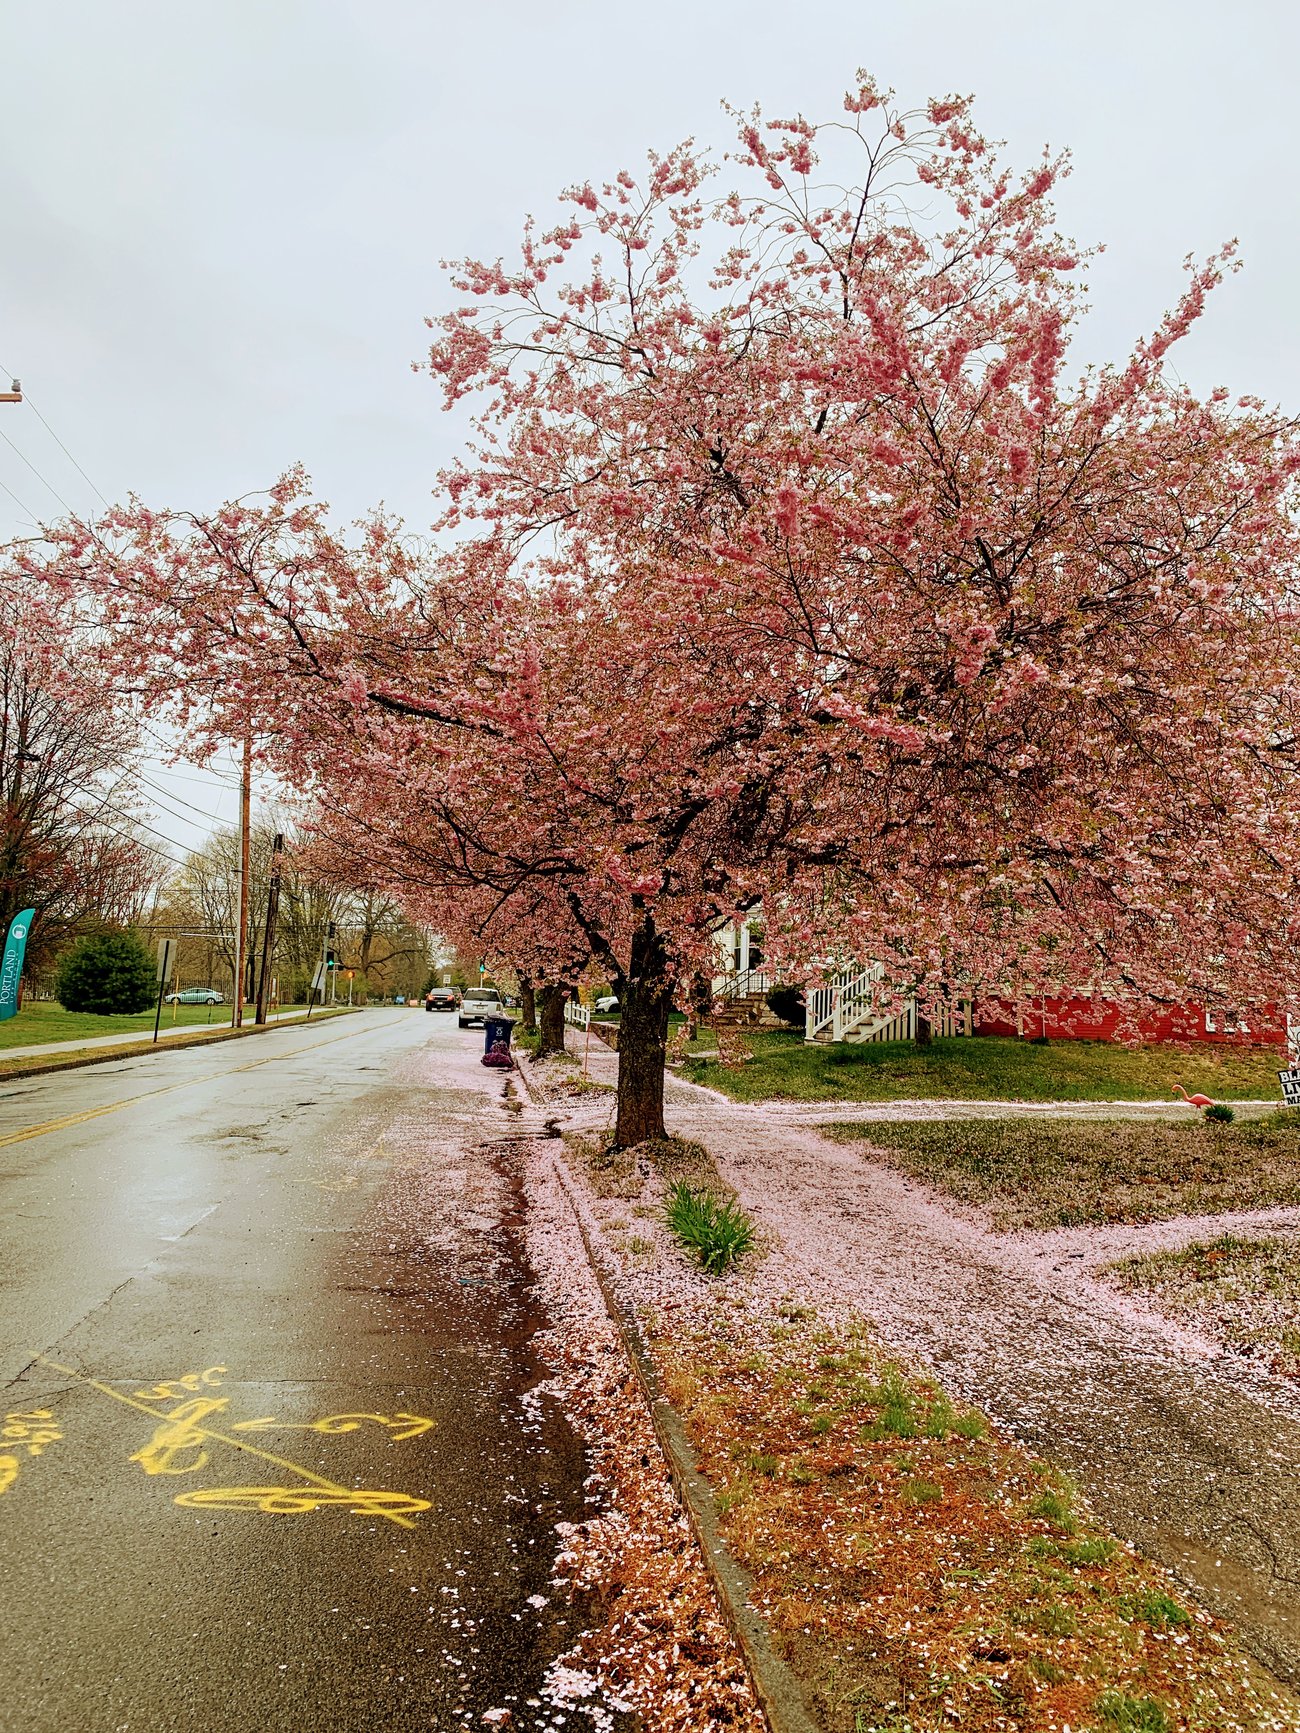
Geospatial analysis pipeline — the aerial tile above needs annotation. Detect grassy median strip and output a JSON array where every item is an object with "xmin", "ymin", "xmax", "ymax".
[
  {"xmin": 682, "ymin": 1032, "xmax": 1284, "ymax": 1105},
  {"xmin": 1106, "ymin": 1234, "xmax": 1300, "ymax": 1383},
  {"xmin": 825, "ymin": 1113, "xmax": 1300, "ymax": 1230},
  {"xmin": 658, "ymin": 1304, "xmax": 1295, "ymax": 1732}
]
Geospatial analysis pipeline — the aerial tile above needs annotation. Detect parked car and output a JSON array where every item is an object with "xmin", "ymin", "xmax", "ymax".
[
  {"xmin": 425, "ymin": 988, "xmax": 458, "ymax": 1013},
  {"xmin": 594, "ymin": 994, "xmax": 619, "ymax": 1014},
  {"xmin": 163, "ymin": 988, "xmax": 224, "ymax": 1005},
  {"xmin": 458, "ymin": 986, "xmax": 502, "ymax": 1028}
]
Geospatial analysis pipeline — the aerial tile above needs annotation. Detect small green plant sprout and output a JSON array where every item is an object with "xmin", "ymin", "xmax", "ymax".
[
  {"xmin": 1027, "ymin": 1601, "xmax": 1078, "ymax": 1637},
  {"xmin": 1094, "ymin": 1690, "xmax": 1170, "ymax": 1732},
  {"xmin": 1054, "ymin": 1536, "xmax": 1117, "ymax": 1568},
  {"xmin": 663, "ymin": 1181, "xmax": 756, "ymax": 1274},
  {"xmin": 901, "ymin": 1476, "xmax": 944, "ymax": 1504},
  {"xmin": 1028, "ymin": 1482, "xmax": 1078, "ymax": 1534},
  {"xmin": 745, "ymin": 1451, "xmax": 780, "ymax": 1477},
  {"xmin": 1120, "ymin": 1588, "xmax": 1191, "ymax": 1629},
  {"xmin": 1204, "ymin": 1101, "xmax": 1235, "ymax": 1123},
  {"xmin": 862, "ymin": 1367, "xmax": 919, "ymax": 1440}
]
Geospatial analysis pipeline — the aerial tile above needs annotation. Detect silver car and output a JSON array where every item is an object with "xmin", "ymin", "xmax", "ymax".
[{"xmin": 458, "ymin": 987, "xmax": 502, "ymax": 1028}]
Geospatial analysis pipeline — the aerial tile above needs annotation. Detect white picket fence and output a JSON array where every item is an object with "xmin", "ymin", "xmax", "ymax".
[{"xmin": 564, "ymin": 999, "xmax": 591, "ymax": 1030}]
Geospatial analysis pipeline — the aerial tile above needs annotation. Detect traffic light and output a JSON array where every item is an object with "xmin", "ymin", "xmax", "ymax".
[{"xmin": 325, "ymin": 950, "xmax": 338, "ymax": 971}]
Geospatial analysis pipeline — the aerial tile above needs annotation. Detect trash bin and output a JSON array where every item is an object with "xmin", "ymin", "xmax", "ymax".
[{"xmin": 483, "ymin": 1015, "xmax": 515, "ymax": 1055}]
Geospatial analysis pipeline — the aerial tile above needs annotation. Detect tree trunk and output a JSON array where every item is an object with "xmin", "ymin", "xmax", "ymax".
[
  {"xmin": 536, "ymin": 982, "xmax": 568, "ymax": 1058},
  {"xmin": 915, "ymin": 1010, "xmax": 933, "ymax": 1048},
  {"xmin": 520, "ymin": 977, "xmax": 536, "ymax": 1033},
  {"xmin": 614, "ymin": 917, "xmax": 674, "ymax": 1147}
]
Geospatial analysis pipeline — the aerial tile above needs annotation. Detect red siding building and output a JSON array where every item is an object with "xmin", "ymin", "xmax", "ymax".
[{"xmin": 972, "ymin": 995, "xmax": 1287, "ymax": 1049}]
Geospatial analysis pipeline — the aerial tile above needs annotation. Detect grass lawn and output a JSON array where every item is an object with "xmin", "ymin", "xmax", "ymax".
[
  {"xmin": 826, "ymin": 1111, "xmax": 1300, "ymax": 1230},
  {"xmin": 0, "ymin": 1000, "xmax": 315, "ymax": 1049},
  {"xmin": 0, "ymin": 1006, "xmax": 356, "ymax": 1077},
  {"xmin": 681, "ymin": 1029, "xmax": 1285, "ymax": 1104},
  {"xmin": 1106, "ymin": 1233, "xmax": 1300, "ymax": 1382}
]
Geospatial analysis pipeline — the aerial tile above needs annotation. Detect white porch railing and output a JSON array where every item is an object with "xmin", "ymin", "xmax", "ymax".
[
  {"xmin": 805, "ymin": 964, "xmax": 972, "ymax": 1044},
  {"xmin": 805, "ymin": 963, "xmax": 885, "ymax": 1042}
]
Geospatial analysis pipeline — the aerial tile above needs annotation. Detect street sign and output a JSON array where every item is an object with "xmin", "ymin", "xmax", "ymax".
[
  {"xmin": 153, "ymin": 938, "xmax": 176, "ymax": 1044},
  {"xmin": 1279, "ymin": 1069, "xmax": 1300, "ymax": 1108}
]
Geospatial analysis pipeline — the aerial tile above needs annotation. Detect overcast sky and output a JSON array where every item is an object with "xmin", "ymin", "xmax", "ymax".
[{"xmin": 5, "ymin": 0, "xmax": 1298, "ymax": 856}]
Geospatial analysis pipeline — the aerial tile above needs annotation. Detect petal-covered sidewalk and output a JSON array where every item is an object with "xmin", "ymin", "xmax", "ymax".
[{"xmin": 566, "ymin": 1034, "xmax": 1300, "ymax": 1692}]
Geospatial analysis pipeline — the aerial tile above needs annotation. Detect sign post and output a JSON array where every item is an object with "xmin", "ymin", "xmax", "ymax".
[
  {"xmin": 153, "ymin": 937, "xmax": 175, "ymax": 1045},
  {"xmin": 0, "ymin": 908, "xmax": 35, "ymax": 1021}
]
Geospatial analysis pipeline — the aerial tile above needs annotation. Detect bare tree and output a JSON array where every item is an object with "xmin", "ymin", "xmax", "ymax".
[{"xmin": 0, "ymin": 603, "xmax": 161, "ymax": 973}]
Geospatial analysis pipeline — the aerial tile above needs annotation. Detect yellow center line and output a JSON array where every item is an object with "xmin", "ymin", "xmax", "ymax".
[
  {"xmin": 0, "ymin": 1024, "xmax": 379, "ymax": 1151},
  {"xmin": 36, "ymin": 1358, "xmax": 418, "ymax": 1529}
]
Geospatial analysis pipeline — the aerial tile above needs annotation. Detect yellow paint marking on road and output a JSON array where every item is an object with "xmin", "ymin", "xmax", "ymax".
[
  {"xmin": 232, "ymin": 1411, "xmax": 435, "ymax": 1441},
  {"xmin": 0, "ymin": 1407, "xmax": 64, "ymax": 1499},
  {"xmin": 132, "ymin": 1367, "xmax": 226, "ymax": 1402},
  {"xmin": 130, "ymin": 1396, "xmax": 230, "ymax": 1476},
  {"xmin": 173, "ymin": 1486, "xmax": 431, "ymax": 1520},
  {"xmin": 35, "ymin": 1357, "xmax": 427, "ymax": 1529},
  {"xmin": 0, "ymin": 1025, "xmax": 379, "ymax": 1152}
]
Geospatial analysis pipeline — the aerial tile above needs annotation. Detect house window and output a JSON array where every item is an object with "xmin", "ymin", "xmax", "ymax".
[{"xmin": 1205, "ymin": 1006, "xmax": 1248, "ymax": 1035}]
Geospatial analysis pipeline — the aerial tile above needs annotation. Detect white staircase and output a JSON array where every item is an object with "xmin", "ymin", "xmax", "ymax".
[
  {"xmin": 805, "ymin": 965, "xmax": 971, "ymax": 1045},
  {"xmin": 710, "ymin": 967, "xmax": 776, "ymax": 1028}
]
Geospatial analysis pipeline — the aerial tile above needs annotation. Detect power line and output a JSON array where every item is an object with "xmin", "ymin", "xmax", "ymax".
[
  {"xmin": 52, "ymin": 769, "xmax": 196, "ymax": 860},
  {"xmin": 0, "ymin": 357, "xmax": 109, "ymax": 512},
  {"xmin": 61, "ymin": 799, "xmax": 183, "ymax": 869},
  {"xmin": 65, "ymin": 794, "xmax": 190, "ymax": 860},
  {"xmin": 138, "ymin": 723, "xmax": 243, "ymax": 782},
  {"xmin": 0, "ymin": 472, "xmax": 41, "ymax": 525},
  {"xmin": 0, "ymin": 427, "xmax": 75, "ymax": 516},
  {"xmin": 21, "ymin": 395, "xmax": 110, "ymax": 509},
  {"xmin": 138, "ymin": 770, "xmax": 238, "ymax": 825}
]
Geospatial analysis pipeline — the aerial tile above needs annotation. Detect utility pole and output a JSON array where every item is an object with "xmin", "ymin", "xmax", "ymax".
[
  {"xmin": 232, "ymin": 731, "xmax": 251, "ymax": 1028},
  {"xmin": 254, "ymin": 832, "xmax": 284, "ymax": 1026}
]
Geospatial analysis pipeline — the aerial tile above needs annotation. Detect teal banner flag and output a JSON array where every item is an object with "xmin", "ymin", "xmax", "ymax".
[{"xmin": 0, "ymin": 908, "xmax": 34, "ymax": 1020}]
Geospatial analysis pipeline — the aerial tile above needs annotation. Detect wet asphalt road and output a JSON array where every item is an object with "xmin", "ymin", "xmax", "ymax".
[{"xmin": 0, "ymin": 1010, "xmax": 589, "ymax": 1732}]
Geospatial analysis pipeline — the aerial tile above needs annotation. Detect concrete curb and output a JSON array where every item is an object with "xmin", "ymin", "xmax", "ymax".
[
  {"xmin": 547, "ymin": 1149, "xmax": 820, "ymax": 1733},
  {"xmin": 0, "ymin": 1009, "xmax": 360, "ymax": 1084}
]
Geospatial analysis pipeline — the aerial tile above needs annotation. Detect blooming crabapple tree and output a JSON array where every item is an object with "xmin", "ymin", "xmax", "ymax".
[
  {"xmin": 48, "ymin": 73, "xmax": 1300, "ymax": 1139},
  {"xmin": 50, "ymin": 479, "xmax": 816, "ymax": 1142},
  {"xmin": 421, "ymin": 72, "xmax": 1300, "ymax": 1037}
]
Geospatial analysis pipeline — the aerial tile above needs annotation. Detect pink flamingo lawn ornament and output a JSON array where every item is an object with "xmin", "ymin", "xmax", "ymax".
[{"xmin": 1172, "ymin": 1084, "xmax": 1215, "ymax": 1110}]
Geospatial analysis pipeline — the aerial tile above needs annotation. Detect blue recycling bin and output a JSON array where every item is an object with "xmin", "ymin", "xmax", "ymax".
[{"xmin": 483, "ymin": 1015, "xmax": 515, "ymax": 1055}]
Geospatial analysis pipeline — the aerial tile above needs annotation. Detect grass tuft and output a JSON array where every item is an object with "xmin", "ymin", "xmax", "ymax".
[
  {"xmin": 1095, "ymin": 1690, "xmax": 1170, "ymax": 1731},
  {"xmin": 1120, "ymin": 1589, "xmax": 1191, "ymax": 1629},
  {"xmin": 663, "ymin": 1180, "xmax": 756, "ymax": 1274}
]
